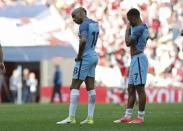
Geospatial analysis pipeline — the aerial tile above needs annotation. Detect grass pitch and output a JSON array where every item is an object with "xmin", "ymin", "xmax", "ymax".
[{"xmin": 0, "ymin": 103, "xmax": 183, "ymax": 131}]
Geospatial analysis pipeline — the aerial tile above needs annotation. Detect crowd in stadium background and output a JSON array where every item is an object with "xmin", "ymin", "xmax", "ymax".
[
  {"xmin": 0, "ymin": 0, "xmax": 183, "ymax": 104},
  {"xmin": 54, "ymin": 0, "xmax": 183, "ymax": 87},
  {"xmin": 53, "ymin": 0, "xmax": 183, "ymax": 87}
]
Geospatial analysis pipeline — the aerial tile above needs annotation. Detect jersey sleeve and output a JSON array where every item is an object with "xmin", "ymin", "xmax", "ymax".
[
  {"xmin": 131, "ymin": 25, "xmax": 146, "ymax": 42},
  {"xmin": 79, "ymin": 22, "xmax": 88, "ymax": 38}
]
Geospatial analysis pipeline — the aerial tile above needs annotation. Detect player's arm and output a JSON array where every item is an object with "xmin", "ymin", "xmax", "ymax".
[
  {"xmin": 125, "ymin": 24, "xmax": 134, "ymax": 47},
  {"xmin": 75, "ymin": 23, "xmax": 88, "ymax": 61},
  {"xmin": 125, "ymin": 24, "xmax": 142, "ymax": 47},
  {"xmin": 0, "ymin": 43, "xmax": 6, "ymax": 74},
  {"xmin": 75, "ymin": 37, "xmax": 86, "ymax": 61}
]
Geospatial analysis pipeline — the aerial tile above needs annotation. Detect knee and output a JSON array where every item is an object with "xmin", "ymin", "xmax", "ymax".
[
  {"xmin": 70, "ymin": 84, "xmax": 80, "ymax": 90},
  {"xmin": 86, "ymin": 87, "xmax": 94, "ymax": 91},
  {"xmin": 127, "ymin": 87, "xmax": 135, "ymax": 95},
  {"xmin": 70, "ymin": 86, "xmax": 77, "ymax": 90},
  {"xmin": 136, "ymin": 88, "xmax": 146, "ymax": 96}
]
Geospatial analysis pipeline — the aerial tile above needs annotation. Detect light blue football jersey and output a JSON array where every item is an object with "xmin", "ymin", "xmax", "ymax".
[
  {"xmin": 79, "ymin": 18, "xmax": 99, "ymax": 57},
  {"xmin": 72, "ymin": 18, "xmax": 99, "ymax": 80},
  {"xmin": 131, "ymin": 24, "xmax": 149, "ymax": 51},
  {"xmin": 128, "ymin": 24, "xmax": 149, "ymax": 85}
]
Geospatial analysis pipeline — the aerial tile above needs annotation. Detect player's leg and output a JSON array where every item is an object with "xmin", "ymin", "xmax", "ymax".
[
  {"xmin": 85, "ymin": 76, "xmax": 96, "ymax": 119},
  {"xmin": 114, "ymin": 84, "xmax": 136, "ymax": 123},
  {"xmin": 136, "ymin": 84, "xmax": 146, "ymax": 118},
  {"xmin": 125, "ymin": 84, "xmax": 136, "ymax": 117},
  {"xmin": 50, "ymin": 85, "xmax": 56, "ymax": 102},
  {"xmin": 56, "ymin": 79, "xmax": 83, "ymax": 124},
  {"xmin": 129, "ymin": 54, "xmax": 148, "ymax": 124},
  {"xmin": 80, "ymin": 55, "xmax": 98, "ymax": 125},
  {"xmin": 125, "ymin": 57, "xmax": 137, "ymax": 119},
  {"xmin": 56, "ymin": 85, "xmax": 62, "ymax": 103},
  {"xmin": 114, "ymin": 58, "xmax": 136, "ymax": 123},
  {"xmin": 80, "ymin": 76, "xmax": 96, "ymax": 125},
  {"xmin": 69, "ymin": 79, "xmax": 84, "ymax": 116},
  {"xmin": 68, "ymin": 79, "xmax": 83, "ymax": 119},
  {"xmin": 68, "ymin": 60, "xmax": 88, "ymax": 120},
  {"xmin": 129, "ymin": 84, "xmax": 146, "ymax": 124},
  {"xmin": 57, "ymin": 60, "xmax": 85, "ymax": 125}
]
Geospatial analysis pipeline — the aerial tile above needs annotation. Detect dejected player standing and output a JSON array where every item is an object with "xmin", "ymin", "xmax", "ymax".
[
  {"xmin": 114, "ymin": 8, "xmax": 149, "ymax": 124},
  {"xmin": 56, "ymin": 7, "xmax": 99, "ymax": 125}
]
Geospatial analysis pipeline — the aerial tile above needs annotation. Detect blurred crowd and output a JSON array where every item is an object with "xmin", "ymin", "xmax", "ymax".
[
  {"xmin": 1, "ymin": 0, "xmax": 183, "ymax": 87},
  {"xmin": 53, "ymin": 0, "xmax": 183, "ymax": 87},
  {"xmin": 51, "ymin": 0, "xmax": 183, "ymax": 87}
]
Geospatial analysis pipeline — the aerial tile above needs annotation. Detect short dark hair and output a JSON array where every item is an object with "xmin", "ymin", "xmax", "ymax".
[
  {"xmin": 71, "ymin": 7, "xmax": 87, "ymax": 17},
  {"xmin": 80, "ymin": 7, "xmax": 87, "ymax": 15},
  {"xmin": 127, "ymin": 8, "xmax": 140, "ymax": 17}
]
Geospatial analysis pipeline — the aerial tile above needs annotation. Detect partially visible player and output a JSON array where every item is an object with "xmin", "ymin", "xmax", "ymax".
[
  {"xmin": 181, "ymin": 29, "xmax": 183, "ymax": 36},
  {"xmin": 114, "ymin": 8, "xmax": 149, "ymax": 124},
  {"xmin": 56, "ymin": 7, "xmax": 99, "ymax": 125},
  {"xmin": 0, "ymin": 43, "xmax": 6, "ymax": 74}
]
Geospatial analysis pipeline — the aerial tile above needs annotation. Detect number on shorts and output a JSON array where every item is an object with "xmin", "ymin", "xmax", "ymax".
[
  {"xmin": 74, "ymin": 67, "xmax": 78, "ymax": 75},
  {"xmin": 134, "ymin": 73, "xmax": 138, "ymax": 81}
]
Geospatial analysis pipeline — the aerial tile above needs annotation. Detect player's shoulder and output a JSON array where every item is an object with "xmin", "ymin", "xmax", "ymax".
[
  {"xmin": 80, "ymin": 18, "xmax": 89, "ymax": 27},
  {"xmin": 139, "ymin": 24, "xmax": 148, "ymax": 30},
  {"xmin": 89, "ymin": 18, "xmax": 98, "ymax": 24},
  {"xmin": 133, "ymin": 23, "xmax": 148, "ymax": 32},
  {"xmin": 83, "ymin": 18, "xmax": 97, "ymax": 25},
  {"xmin": 80, "ymin": 18, "xmax": 98, "ymax": 29}
]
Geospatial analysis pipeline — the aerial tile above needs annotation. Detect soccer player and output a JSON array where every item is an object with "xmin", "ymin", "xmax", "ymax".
[
  {"xmin": 56, "ymin": 7, "xmax": 99, "ymax": 125},
  {"xmin": 114, "ymin": 8, "xmax": 149, "ymax": 124},
  {"xmin": 0, "ymin": 43, "xmax": 6, "ymax": 74}
]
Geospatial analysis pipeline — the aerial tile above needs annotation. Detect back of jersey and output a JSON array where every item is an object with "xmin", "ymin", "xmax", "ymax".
[{"xmin": 79, "ymin": 18, "xmax": 99, "ymax": 56}]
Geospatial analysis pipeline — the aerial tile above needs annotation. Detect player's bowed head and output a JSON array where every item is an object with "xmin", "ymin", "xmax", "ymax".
[{"xmin": 71, "ymin": 7, "xmax": 87, "ymax": 25}]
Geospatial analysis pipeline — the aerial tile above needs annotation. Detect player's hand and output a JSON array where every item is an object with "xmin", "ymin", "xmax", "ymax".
[
  {"xmin": 75, "ymin": 57, "xmax": 82, "ymax": 62},
  {"xmin": 0, "ymin": 62, "xmax": 6, "ymax": 74},
  {"xmin": 126, "ymin": 23, "xmax": 131, "ymax": 30}
]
